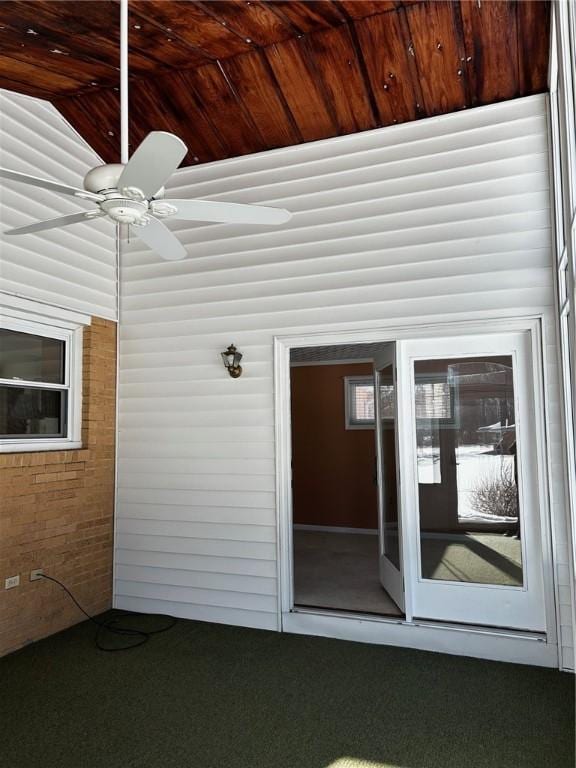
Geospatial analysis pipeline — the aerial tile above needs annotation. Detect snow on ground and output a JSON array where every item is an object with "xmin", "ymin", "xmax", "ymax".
[{"xmin": 417, "ymin": 444, "xmax": 517, "ymax": 523}]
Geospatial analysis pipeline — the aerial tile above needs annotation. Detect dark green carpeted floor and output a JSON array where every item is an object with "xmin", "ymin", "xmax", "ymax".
[{"xmin": 1, "ymin": 612, "xmax": 574, "ymax": 768}]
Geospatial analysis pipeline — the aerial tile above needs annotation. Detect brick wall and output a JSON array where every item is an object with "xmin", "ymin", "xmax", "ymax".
[{"xmin": 0, "ymin": 317, "xmax": 116, "ymax": 656}]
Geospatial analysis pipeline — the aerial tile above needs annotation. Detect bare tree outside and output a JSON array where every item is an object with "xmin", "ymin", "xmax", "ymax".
[{"xmin": 469, "ymin": 464, "xmax": 519, "ymax": 520}]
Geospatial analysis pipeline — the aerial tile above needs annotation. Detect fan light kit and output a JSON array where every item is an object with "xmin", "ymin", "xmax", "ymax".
[{"xmin": 0, "ymin": 0, "xmax": 291, "ymax": 262}]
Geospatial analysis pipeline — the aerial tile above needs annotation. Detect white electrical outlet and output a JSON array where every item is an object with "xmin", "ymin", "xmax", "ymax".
[
  {"xmin": 5, "ymin": 575, "xmax": 20, "ymax": 589},
  {"xmin": 30, "ymin": 569, "xmax": 44, "ymax": 581}
]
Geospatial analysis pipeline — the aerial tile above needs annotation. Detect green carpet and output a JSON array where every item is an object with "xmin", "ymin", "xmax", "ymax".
[{"xmin": 1, "ymin": 613, "xmax": 574, "ymax": 768}]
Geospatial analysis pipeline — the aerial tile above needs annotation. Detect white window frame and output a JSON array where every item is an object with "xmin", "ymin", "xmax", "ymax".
[
  {"xmin": 0, "ymin": 302, "xmax": 86, "ymax": 453},
  {"xmin": 344, "ymin": 375, "xmax": 375, "ymax": 430}
]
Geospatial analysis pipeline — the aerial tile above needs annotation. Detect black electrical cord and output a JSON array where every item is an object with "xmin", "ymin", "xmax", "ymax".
[{"xmin": 39, "ymin": 573, "xmax": 177, "ymax": 652}]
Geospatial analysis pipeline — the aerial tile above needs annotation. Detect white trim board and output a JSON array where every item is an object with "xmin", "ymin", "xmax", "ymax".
[{"xmin": 0, "ymin": 292, "xmax": 91, "ymax": 328}]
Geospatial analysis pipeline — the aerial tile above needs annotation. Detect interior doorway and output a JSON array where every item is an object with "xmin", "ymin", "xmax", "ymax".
[{"xmin": 290, "ymin": 342, "xmax": 403, "ymax": 617}]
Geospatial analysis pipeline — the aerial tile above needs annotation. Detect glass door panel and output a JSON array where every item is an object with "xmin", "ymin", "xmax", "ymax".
[
  {"xmin": 415, "ymin": 355, "xmax": 523, "ymax": 587},
  {"xmin": 380, "ymin": 363, "xmax": 400, "ymax": 570},
  {"xmin": 374, "ymin": 344, "xmax": 404, "ymax": 611},
  {"xmin": 400, "ymin": 331, "xmax": 547, "ymax": 632}
]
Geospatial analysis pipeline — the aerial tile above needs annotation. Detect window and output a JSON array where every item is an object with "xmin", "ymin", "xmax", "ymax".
[
  {"xmin": 345, "ymin": 376, "xmax": 396, "ymax": 429},
  {"xmin": 0, "ymin": 316, "xmax": 83, "ymax": 452},
  {"xmin": 345, "ymin": 376, "xmax": 375, "ymax": 428},
  {"xmin": 345, "ymin": 374, "xmax": 453, "ymax": 431}
]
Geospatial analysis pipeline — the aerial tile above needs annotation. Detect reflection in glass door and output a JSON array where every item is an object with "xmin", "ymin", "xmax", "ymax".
[
  {"xmin": 400, "ymin": 331, "xmax": 547, "ymax": 632},
  {"xmin": 416, "ymin": 356, "xmax": 522, "ymax": 587}
]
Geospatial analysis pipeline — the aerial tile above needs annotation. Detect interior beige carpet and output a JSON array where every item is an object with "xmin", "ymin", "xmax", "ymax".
[{"xmin": 293, "ymin": 529, "xmax": 402, "ymax": 616}]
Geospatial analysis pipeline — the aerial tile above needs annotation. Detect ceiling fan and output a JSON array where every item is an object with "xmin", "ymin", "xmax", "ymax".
[{"xmin": 0, "ymin": 2, "xmax": 291, "ymax": 262}]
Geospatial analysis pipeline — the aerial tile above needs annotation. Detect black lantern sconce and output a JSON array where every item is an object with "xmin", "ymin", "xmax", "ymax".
[{"xmin": 221, "ymin": 344, "xmax": 243, "ymax": 378}]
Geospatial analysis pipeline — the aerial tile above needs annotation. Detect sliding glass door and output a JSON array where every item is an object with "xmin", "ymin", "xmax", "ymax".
[{"xmin": 398, "ymin": 331, "xmax": 547, "ymax": 632}]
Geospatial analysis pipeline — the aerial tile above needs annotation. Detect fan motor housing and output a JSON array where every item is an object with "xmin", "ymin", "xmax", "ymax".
[{"xmin": 83, "ymin": 164, "xmax": 125, "ymax": 194}]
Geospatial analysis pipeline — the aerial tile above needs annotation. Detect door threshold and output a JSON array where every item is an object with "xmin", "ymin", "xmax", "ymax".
[
  {"xmin": 411, "ymin": 617, "xmax": 548, "ymax": 642},
  {"xmin": 292, "ymin": 605, "xmax": 547, "ymax": 642},
  {"xmin": 284, "ymin": 608, "xmax": 557, "ymax": 666},
  {"xmin": 294, "ymin": 605, "xmax": 405, "ymax": 624}
]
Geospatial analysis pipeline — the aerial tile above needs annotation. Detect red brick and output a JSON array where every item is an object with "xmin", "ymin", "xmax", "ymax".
[{"xmin": 0, "ymin": 318, "xmax": 116, "ymax": 657}]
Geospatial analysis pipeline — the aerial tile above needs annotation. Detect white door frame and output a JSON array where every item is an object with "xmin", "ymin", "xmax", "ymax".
[{"xmin": 274, "ymin": 314, "xmax": 560, "ymax": 666}]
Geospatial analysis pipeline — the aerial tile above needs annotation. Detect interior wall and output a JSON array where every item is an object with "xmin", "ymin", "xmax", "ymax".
[
  {"xmin": 0, "ymin": 317, "xmax": 116, "ymax": 657},
  {"xmin": 116, "ymin": 95, "xmax": 573, "ymax": 669},
  {"xmin": 0, "ymin": 89, "xmax": 117, "ymax": 320},
  {"xmin": 291, "ymin": 363, "xmax": 377, "ymax": 530},
  {"xmin": 0, "ymin": 91, "xmax": 118, "ymax": 657}
]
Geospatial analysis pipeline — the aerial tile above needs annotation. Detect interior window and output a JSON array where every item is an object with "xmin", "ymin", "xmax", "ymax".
[
  {"xmin": 345, "ymin": 377, "xmax": 384, "ymax": 428},
  {"xmin": 0, "ymin": 321, "xmax": 80, "ymax": 448},
  {"xmin": 349, "ymin": 379, "xmax": 374, "ymax": 424}
]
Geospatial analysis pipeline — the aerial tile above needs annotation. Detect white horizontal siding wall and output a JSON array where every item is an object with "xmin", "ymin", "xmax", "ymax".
[
  {"xmin": 0, "ymin": 90, "xmax": 117, "ymax": 319},
  {"xmin": 117, "ymin": 94, "xmax": 573, "ymax": 666}
]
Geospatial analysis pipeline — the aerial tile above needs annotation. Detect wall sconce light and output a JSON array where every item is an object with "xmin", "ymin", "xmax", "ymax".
[{"xmin": 221, "ymin": 344, "xmax": 243, "ymax": 378}]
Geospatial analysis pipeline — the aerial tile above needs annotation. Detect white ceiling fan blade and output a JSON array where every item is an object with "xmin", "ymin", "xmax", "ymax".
[
  {"xmin": 134, "ymin": 217, "xmax": 187, "ymax": 261},
  {"xmin": 166, "ymin": 199, "xmax": 292, "ymax": 225},
  {"xmin": 117, "ymin": 132, "xmax": 188, "ymax": 200},
  {"xmin": 4, "ymin": 211, "xmax": 106, "ymax": 236},
  {"xmin": 0, "ymin": 168, "xmax": 104, "ymax": 202}
]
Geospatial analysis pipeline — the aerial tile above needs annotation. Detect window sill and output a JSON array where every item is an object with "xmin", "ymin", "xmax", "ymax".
[{"xmin": 0, "ymin": 440, "xmax": 83, "ymax": 454}]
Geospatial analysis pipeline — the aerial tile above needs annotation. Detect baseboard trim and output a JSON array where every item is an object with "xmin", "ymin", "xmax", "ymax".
[{"xmin": 294, "ymin": 524, "xmax": 378, "ymax": 535}]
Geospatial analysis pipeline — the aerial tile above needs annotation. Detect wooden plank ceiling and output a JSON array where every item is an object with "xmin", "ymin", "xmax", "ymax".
[{"xmin": 0, "ymin": 1, "xmax": 550, "ymax": 167}]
